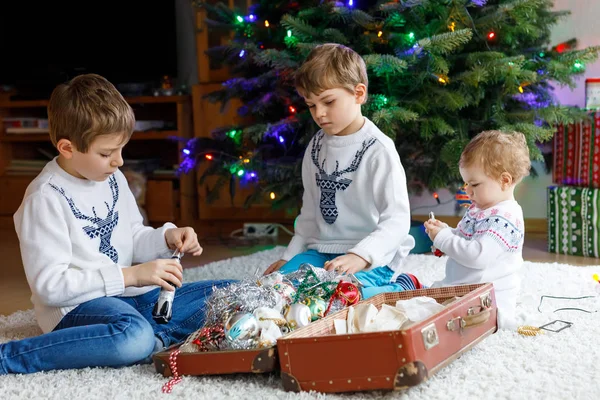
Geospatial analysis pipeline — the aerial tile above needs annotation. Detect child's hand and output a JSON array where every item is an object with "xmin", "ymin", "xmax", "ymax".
[
  {"xmin": 424, "ymin": 219, "xmax": 447, "ymax": 241},
  {"xmin": 123, "ymin": 258, "xmax": 184, "ymax": 291},
  {"xmin": 263, "ymin": 259, "xmax": 286, "ymax": 276},
  {"xmin": 165, "ymin": 227, "xmax": 203, "ymax": 256},
  {"xmin": 324, "ymin": 253, "xmax": 370, "ymax": 275}
]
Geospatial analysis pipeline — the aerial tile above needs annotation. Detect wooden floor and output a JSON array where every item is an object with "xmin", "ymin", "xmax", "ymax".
[{"xmin": 1, "ymin": 227, "xmax": 599, "ymax": 317}]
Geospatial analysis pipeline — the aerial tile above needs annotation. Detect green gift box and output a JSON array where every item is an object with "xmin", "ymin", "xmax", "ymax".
[{"xmin": 548, "ymin": 186, "xmax": 600, "ymax": 257}]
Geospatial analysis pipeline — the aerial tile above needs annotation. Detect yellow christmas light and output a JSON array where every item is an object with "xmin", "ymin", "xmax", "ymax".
[
  {"xmin": 265, "ymin": 20, "xmax": 270, "ymax": 27},
  {"xmin": 378, "ymin": 31, "xmax": 383, "ymax": 37},
  {"xmin": 518, "ymin": 86, "xmax": 524, "ymax": 93},
  {"xmin": 449, "ymin": 22, "xmax": 455, "ymax": 32},
  {"xmin": 270, "ymin": 192, "xmax": 276, "ymax": 200}
]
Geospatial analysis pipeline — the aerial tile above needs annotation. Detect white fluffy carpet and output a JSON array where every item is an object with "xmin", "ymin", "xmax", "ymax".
[{"xmin": 2, "ymin": 247, "xmax": 600, "ymax": 400}]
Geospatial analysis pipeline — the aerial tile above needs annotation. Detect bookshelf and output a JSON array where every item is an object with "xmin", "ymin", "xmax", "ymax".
[{"xmin": 0, "ymin": 95, "xmax": 197, "ymax": 227}]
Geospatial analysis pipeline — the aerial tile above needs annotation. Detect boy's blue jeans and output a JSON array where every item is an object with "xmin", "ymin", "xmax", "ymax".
[
  {"xmin": 0, "ymin": 279, "xmax": 234, "ymax": 375},
  {"xmin": 279, "ymin": 249, "xmax": 420, "ymax": 298}
]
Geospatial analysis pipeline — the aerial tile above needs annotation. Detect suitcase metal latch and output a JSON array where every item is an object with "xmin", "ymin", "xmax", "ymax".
[
  {"xmin": 421, "ymin": 323, "xmax": 439, "ymax": 350},
  {"xmin": 480, "ymin": 292, "xmax": 492, "ymax": 309},
  {"xmin": 446, "ymin": 317, "xmax": 466, "ymax": 332}
]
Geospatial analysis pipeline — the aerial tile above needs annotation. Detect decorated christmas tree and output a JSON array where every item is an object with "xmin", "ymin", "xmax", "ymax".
[{"xmin": 181, "ymin": 0, "xmax": 600, "ymax": 211}]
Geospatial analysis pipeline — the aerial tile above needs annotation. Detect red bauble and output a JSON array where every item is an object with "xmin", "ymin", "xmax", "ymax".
[{"xmin": 334, "ymin": 281, "xmax": 361, "ymax": 306}]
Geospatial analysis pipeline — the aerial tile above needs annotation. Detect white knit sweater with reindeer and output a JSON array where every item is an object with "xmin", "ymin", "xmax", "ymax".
[
  {"xmin": 13, "ymin": 158, "xmax": 175, "ymax": 333},
  {"xmin": 282, "ymin": 118, "xmax": 415, "ymax": 276}
]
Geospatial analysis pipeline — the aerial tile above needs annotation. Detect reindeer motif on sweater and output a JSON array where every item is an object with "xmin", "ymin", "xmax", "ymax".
[
  {"xmin": 311, "ymin": 132, "xmax": 376, "ymax": 224},
  {"xmin": 49, "ymin": 176, "xmax": 120, "ymax": 262}
]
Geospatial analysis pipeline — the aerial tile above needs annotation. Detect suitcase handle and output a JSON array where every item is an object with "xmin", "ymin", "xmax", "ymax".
[
  {"xmin": 446, "ymin": 306, "xmax": 491, "ymax": 331},
  {"xmin": 463, "ymin": 306, "xmax": 491, "ymax": 328}
]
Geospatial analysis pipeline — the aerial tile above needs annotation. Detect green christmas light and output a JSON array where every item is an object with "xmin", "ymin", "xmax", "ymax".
[
  {"xmin": 237, "ymin": 169, "xmax": 245, "ymax": 177},
  {"xmin": 573, "ymin": 61, "xmax": 585, "ymax": 71},
  {"xmin": 287, "ymin": 30, "xmax": 292, "ymax": 37},
  {"xmin": 408, "ymin": 32, "xmax": 415, "ymax": 40},
  {"xmin": 539, "ymin": 52, "xmax": 545, "ymax": 57},
  {"xmin": 236, "ymin": 16, "xmax": 244, "ymax": 23}
]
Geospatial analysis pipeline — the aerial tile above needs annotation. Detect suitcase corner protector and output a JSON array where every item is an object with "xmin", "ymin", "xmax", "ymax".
[
  {"xmin": 251, "ymin": 347, "xmax": 279, "ymax": 373},
  {"xmin": 394, "ymin": 361, "xmax": 428, "ymax": 390},
  {"xmin": 281, "ymin": 371, "xmax": 301, "ymax": 392},
  {"xmin": 152, "ymin": 355, "xmax": 172, "ymax": 377}
]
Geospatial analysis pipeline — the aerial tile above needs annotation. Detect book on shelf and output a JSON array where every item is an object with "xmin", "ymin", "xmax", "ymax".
[
  {"xmin": 134, "ymin": 120, "xmax": 165, "ymax": 131},
  {"xmin": 3, "ymin": 118, "xmax": 48, "ymax": 129},
  {"xmin": 6, "ymin": 159, "xmax": 50, "ymax": 174},
  {"xmin": 5, "ymin": 127, "xmax": 50, "ymax": 134}
]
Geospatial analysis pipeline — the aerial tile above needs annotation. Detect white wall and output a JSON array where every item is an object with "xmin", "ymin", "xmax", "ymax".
[{"xmin": 409, "ymin": 0, "xmax": 600, "ymax": 218}]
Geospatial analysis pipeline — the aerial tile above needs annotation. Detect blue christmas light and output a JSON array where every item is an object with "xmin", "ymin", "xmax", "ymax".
[
  {"xmin": 239, "ymin": 50, "xmax": 245, "ymax": 58},
  {"xmin": 250, "ymin": 172, "xmax": 257, "ymax": 178},
  {"xmin": 348, "ymin": 0, "xmax": 354, "ymax": 6},
  {"xmin": 278, "ymin": 136, "xmax": 285, "ymax": 143},
  {"xmin": 248, "ymin": 14, "xmax": 255, "ymax": 21},
  {"xmin": 182, "ymin": 148, "xmax": 190, "ymax": 155}
]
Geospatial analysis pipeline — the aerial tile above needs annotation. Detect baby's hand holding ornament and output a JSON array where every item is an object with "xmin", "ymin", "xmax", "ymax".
[{"xmin": 426, "ymin": 212, "xmax": 445, "ymax": 257}]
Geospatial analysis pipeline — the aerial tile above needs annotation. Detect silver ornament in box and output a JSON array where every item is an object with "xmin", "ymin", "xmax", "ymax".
[{"xmin": 224, "ymin": 312, "xmax": 259, "ymax": 341}]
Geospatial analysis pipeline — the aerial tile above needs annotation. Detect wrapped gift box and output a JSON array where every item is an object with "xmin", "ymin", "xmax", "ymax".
[
  {"xmin": 553, "ymin": 111, "xmax": 600, "ymax": 188},
  {"xmin": 547, "ymin": 185, "xmax": 600, "ymax": 257}
]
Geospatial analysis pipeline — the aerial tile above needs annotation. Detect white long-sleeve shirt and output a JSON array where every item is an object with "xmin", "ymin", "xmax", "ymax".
[
  {"xmin": 282, "ymin": 117, "xmax": 415, "ymax": 277},
  {"xmin": 431, "ymin": 200, "xmax": 525, "ymax": 327},
  {"xmin": 13, "ymin": 158, "xmax": 175, "ymax": 333}
]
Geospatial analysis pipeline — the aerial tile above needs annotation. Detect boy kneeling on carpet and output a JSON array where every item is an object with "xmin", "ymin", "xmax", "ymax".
[
  {"xmin": 424, "ymin": 130, "xmax": 531, "ymax": 330},
  {"xmin": 0, "ymin": 74, "xmax": 233, "ymax": 375},
  {"xmin": 263, "ymin": 43, "xmax": 422, "ymax": 297}
]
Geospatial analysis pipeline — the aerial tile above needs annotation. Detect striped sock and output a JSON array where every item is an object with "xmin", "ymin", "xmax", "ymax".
[{"xmin": 395, "ymin": 273, "xmax": 422, "ymax": 290}]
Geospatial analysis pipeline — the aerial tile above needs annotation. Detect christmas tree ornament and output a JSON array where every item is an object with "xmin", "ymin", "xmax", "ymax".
[
  {"xmin": 258, "ymin": 320, "xmax": 283, "ymax": 347},
  {"xmin": 284, "ymin": 303, "xmax": 312, "ymax": 329},
  {"xmin": 272, "ymin": 282, "xmax": 296, "ymax": 304},
  {"xmin": 455, "ymin": 186, "xmax": 472, "ymax": 207},
  {"xmin": 324, "ymin": 281, "xmax": 361, "ymax": 316},
  {"xmin": 224, "ymin": 312, "xmax": 260, "ymax": 342},
  {"xmin": 334, "ymin": 281, "xmax": 361, "ymax": 306},
  {"xmin": 253, "ymin": 306, "xmax": 287, "ymax": 329},
  {"xmin": 189, "ymin": 325, "xmax": 226, "ymax": 352},
  {"xmin": 302, "ymin": 296, "xmax": 327, "ymax": 321},
  {"xmin": 517, "ymin": 325, "xmax": 543, "ymax": 336},
  {"xmin": 428, "ymin": 212, "xmax": 445, "ymax": 257},
  {"xmin": 257, "ymin": 272, "xmax": 284, "ymax": 287}
]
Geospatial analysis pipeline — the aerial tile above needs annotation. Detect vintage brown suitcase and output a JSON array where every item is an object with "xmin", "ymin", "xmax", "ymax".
[
  {"xmin": 276, "ymin": 283, "xmax": 497, "ymax": 393},
  {"xmin": 153, "ymin": 344, "xmax": 279, "ymax": 377}
]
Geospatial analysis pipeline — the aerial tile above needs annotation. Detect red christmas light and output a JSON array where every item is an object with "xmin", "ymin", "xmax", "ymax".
[
  {"xmin": 205, "ymin": 154, "xmax": 213, "ymax": 160},
  {"xmin": 289, "ymin": 106, "xmax": 296, "ymax": 113},
  {"xmin": 556, "ymin": 43, "xmax": 568, "ymax": 53},
  {"xmin": 487, "ymin": 32, "xmax": 495, "ymax": 40}
]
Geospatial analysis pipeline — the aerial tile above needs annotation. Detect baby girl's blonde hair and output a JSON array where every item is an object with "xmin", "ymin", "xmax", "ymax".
[{"xmin": 459, "ymin": 130, "xmax": 531, "ymax": 183}]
